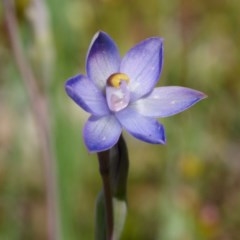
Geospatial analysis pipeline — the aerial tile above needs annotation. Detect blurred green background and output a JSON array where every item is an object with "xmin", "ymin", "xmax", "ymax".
[{"xmin": 1, "ymin": 0, "xmax": 240, "ymax": 239}]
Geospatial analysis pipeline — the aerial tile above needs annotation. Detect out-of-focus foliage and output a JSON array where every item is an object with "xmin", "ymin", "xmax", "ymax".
[{"xmin": 0, "ymin": 0, "xmax": 240, "ymax": 239}]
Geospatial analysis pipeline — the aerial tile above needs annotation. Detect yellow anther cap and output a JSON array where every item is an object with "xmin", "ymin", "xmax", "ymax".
[{"xmin": 107, "ymin": 73, "xmax": 129, "ymax": 88}]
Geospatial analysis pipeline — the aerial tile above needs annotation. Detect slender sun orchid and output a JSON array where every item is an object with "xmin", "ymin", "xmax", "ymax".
[{"xmin": 65, "ymin": 31, "xmax": 206, "ymax": 153}]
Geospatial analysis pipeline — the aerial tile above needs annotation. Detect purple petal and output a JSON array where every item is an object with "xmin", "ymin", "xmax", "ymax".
[
  {"xmin": 83, "ymin": 115, "xmax": 122, "ymax": 152},
  {"xmin": 116, "ymin": 108, "xmax": 165, "ymax": 144},
  {"xmin": 86, "ymin": 31, "xmax": 121, "ymax": 90},
  {"xmin": 120, "ymin": 37, "xmax": 163, "ymax": 101},
  {"xmin": 131, "ymin": 86, "xmax": 207, "ymax": 118},
  {"xmin": 65, "ymin": 74, "xmax": 110, "ymax": 116}
]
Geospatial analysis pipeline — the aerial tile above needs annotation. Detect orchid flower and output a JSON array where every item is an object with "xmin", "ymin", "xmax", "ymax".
[{"xmin": 65, "ymin": 31, "xmax": 206, "ymax": 152}]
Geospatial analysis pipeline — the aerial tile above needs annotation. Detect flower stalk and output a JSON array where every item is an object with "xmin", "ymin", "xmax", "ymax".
[
  {"xmin": 97, "ymin": 150, "xmax": 114, "ymax": 240},
  {"xmin": 95, "ymin": 135, "xmax": 129, "ymax": 240}
]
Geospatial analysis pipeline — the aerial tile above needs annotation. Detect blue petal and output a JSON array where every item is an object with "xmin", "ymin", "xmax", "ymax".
[
  {"xmin": 131, "ymin": 86, "xmax": 207, "ymax": 118},
  {"xmin": 120, "ymin": 37, "xmax": 163, "ymax": 101},
  {"xmin": 65, "ymin": 74, "xmax": 110, "ymax": 116},
  {"xmin": 116, "ymin": 108, "xmax": 165, "ymax": 144},
  {"xmin": 86, "ymin": 31, "xmax": 121, "ymax": 90},
  {"xmin": 83, "ymin": 115, "xmax": 122, "ymax": 152}
]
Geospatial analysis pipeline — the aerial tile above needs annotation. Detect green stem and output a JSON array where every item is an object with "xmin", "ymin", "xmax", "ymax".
[{"xmin": 97, "ymin": 150, "xmax": 113, "ymax": 240}]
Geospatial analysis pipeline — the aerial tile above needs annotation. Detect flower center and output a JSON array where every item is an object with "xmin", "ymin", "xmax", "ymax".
[
  {"xmin": 106, "ymin": 73, "xmax": 131, "ymax": 112},
  {"xmin": 107, "ymin": 73, "xmax": 130, "ymax": 88}
]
